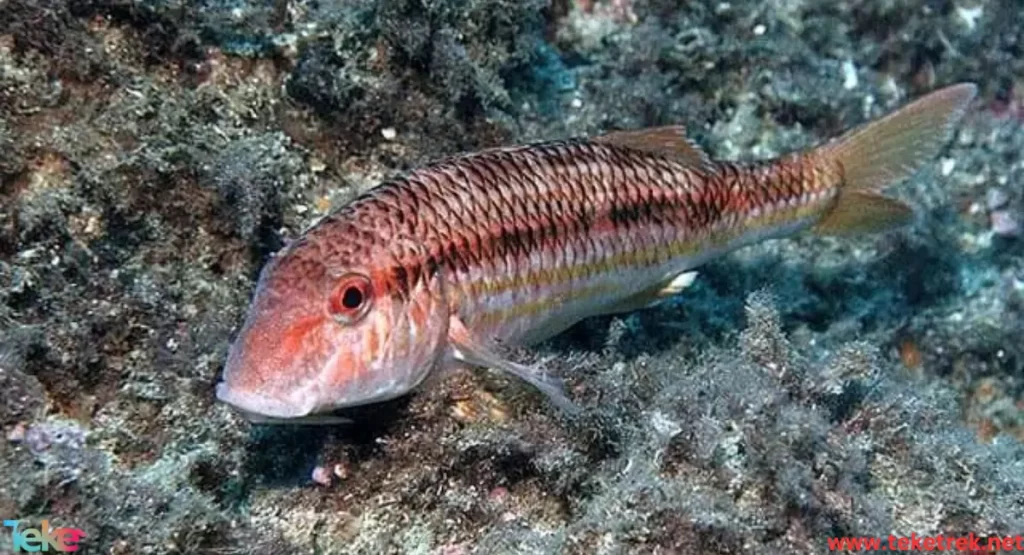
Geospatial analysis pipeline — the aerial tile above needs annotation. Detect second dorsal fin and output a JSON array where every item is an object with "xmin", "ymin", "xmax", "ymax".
[{"xmin": 593, "ymin": 125, "xmax": 713, "ymax": 170}]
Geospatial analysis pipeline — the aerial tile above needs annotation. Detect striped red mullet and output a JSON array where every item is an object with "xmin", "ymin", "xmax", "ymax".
[{"xmin": 216, "ymin": 83, "xmax": 976, "ymax": 421}]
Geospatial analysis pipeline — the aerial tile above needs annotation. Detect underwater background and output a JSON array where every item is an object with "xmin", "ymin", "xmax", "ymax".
[{"xmin": 0, "ymin": 0, "xmax": 1022, "ymax": 553}]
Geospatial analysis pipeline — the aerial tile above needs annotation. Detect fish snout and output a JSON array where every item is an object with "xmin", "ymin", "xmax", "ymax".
[
  {"xmin": 215, "ymin": 318, "xmax": 328, "ymax": 419},
  {"xmin": 215, "ymin": 379, "xmax": 318, "ymax": 418}
]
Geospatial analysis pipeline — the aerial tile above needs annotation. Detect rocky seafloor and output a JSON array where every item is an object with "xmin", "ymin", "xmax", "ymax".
[{"xmin": 1, "ymin": 0, "xmax": 1023, "ymax": 553}]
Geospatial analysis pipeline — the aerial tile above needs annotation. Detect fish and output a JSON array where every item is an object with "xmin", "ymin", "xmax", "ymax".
[{"xmin": 215, "ymin": 83, "xmax": 977, "ymax": 421}]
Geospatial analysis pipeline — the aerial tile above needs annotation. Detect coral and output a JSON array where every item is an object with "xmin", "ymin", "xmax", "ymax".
[
  {"xmin": 0, "ymin": 0, "xmax": 111, "ymax": 80},
  {"xmin": 12, "ymin": 418, "xmax": 87, "ymax": 487},
  {"xmin": 0, "ymin": 118, "xmax": 23, "ymax": 182},
  {"xmin": 283, "ymin": 0, "xmax": 560, "ymax": 157},
  {"xmin": 202, "ymin": 132, "xmax": 304, "ymax": 246},
  {"xmin": 0, "ymin": 364, "xmax": 43, "ymax": 427},
  {"xmin": 475, "ymin": 293, "xmax": 1024, "ymax": 552}
]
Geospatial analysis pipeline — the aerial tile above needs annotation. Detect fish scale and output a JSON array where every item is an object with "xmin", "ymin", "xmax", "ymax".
[
  {"xmin": 214, "ymin": 83, "xmax": 977, "ymax": 419},
  {"xmin": 323, "ymin": 141, "xmax": 833, "ymax": 346}
]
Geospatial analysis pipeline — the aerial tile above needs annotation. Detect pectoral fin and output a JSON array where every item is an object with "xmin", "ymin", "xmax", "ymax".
[{"xmin": 447, "ymin": 317, "xmax": 578, "ymax": 413}]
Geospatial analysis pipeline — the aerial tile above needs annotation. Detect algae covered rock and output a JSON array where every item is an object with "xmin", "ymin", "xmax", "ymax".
[{"xmin": 0, "ymin": 0, "xmax": 1022, "ymax": 553}]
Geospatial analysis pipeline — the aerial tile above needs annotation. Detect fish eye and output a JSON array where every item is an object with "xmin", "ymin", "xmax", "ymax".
[{"xmin": 328, "ymin": 273, "xmax": 372, "ymax": 324}]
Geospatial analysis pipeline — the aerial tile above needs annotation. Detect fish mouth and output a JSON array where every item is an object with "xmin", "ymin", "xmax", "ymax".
[{"xmin": 215, "ymin": 381, "xmax": 316, "ymax": 419}]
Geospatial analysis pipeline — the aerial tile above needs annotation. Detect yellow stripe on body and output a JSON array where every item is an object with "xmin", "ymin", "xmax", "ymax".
[
  {"xmin": 465, "ymin": 191, "xmax": 836, "ymax": 312},
  {"xmin": 474, "ymin": 282, "xmax": 621, "ymax": 329}
]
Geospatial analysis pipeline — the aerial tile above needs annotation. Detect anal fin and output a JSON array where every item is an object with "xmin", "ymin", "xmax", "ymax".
[
  {"xmin": 661, "ymin": 270, "xmax": 700, "ymax": 295},
  {"xmin": 600, "ymin": 271, "xmax": 699, "ymax": 316}
]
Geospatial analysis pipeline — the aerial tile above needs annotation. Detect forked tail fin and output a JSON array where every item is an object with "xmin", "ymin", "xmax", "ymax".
[{"xmin": 812, "ymin": 83, "xmax": 978, "ymax": 235}]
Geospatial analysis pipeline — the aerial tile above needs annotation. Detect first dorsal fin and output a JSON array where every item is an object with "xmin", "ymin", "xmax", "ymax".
[{"xmin": 593, "ymin": 125, "xmax": 713, "ymax": 170}]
